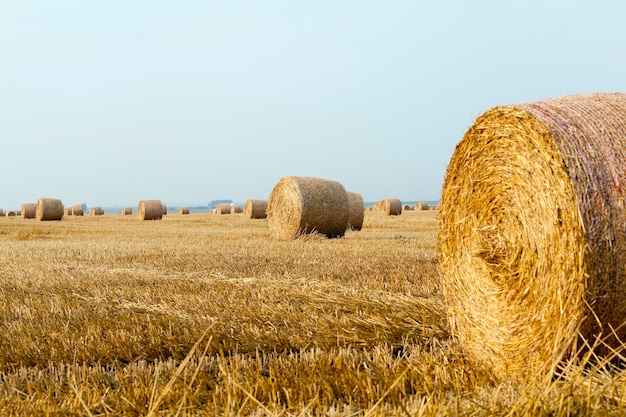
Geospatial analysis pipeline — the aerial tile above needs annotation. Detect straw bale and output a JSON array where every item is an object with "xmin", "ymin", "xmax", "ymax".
[
  {"xmin": 403, "ymin": 205, "xmax": 414, "ymax": 211},
  {"xmin": 36, "ymin": 198, "xmax": 64, "ymax": 221},
  {"xmin": 375, "ymin": 198, "xmax": 402, "ymax": 215},
  {"xmin": 415, "ymin": 201, "xmax": 429, "ymax": 211},
  {"xmin": 138, "ymin": 200, "xmax": 163, "ymax": 221},
  {"xmin": 230, "ymin": 205, "xmax": 242, "ymax": 214},
  {"xmin": 346, "ymin": 191, "xmax": 364, "ymax": 231},
  {"xmin": 64, "ymin": 207, "xmax": 72, "ymax": 216},
  {"xmin": 70, "ymin": 205, "xmax": 84, "ymax": 216},
  {"xmin": 216, "ymin": 203, "xmax": 231, "ymax": 214},
  {"xmin": 244, "ymin": 199, "xmax": 268, "ymax": 219},
  {"xmin": 21, "ymin": 203, "xmax": 37, "ymax": 219},
  {"xmin": 6, "ymin": 211, "xmax": 16, "ymax": 217},
  {"xmin": 267, "ymin": 176, "xmax": 349, "ymax": 240},
  {"xmin": 438, "ymin": 92, "xmax": 626, "ymax": 380},
  {"xmin": 89, "ymin": 207, "xmax": 104, "ymax": 216},
  {"xmin": 121, "ymin": 207, "xmax": 133, "ymax": 215},
  {"xmin": 179, "ymin": 206, "xmax": 190, "ymax": 215}
]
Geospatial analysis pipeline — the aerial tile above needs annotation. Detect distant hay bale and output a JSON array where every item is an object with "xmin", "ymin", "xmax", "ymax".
[
  {"xmin": 138, "ymin": 200, "xmax": 163, "ymax": 221},
  {"xmin": 64, "ymin": 207, "xmax": 72, "ymax": 216},
  {"xmin": 403, "ymin": 205, "xmax": 414, "ymax": 211},
  {"xmin": 89, "ymin": 207, "xmax": 104, "ymax": 216},
  {"xmin": 179, "ymin": 206, "xmax": 190, "ymax": 215},
  {"xmin": 267, "ymin": 176, "xmax": 349, "ymax": 240},
  {"xmin": 121, "ymin": 207, "xmax": 133, "ymax": 215},
  {"xmin": 415, "ymin": 201, "xmax": 429, "ymax": 211},
  {"xmin": 71, "ymin": 205, "xmax": 84, "ymax": 216},
  {"xmin": 21, "ymin": 203, "xmax": 37, "ymax": 219},
  {"xmin": 244, "ymin": 199, "xmax": 268, "ymax": 219},
  {"xmin": 230, "ymin": 205, "xmax": 242, "ymax": 214},
  {"xmin": 375, "ymin": 198, "xmax": 402, "ymax": 215},
  {"xmin": 36, "ymin": 198, "xmax": 64, "ymax": 221},
  {"xmin": 346, "ymin": 191, "xmax": 364, "ymax": 231},
  {"xmin": 438, "ymin": 92, "xmax": 626, "ymax": 380},
  {"xmin": 216, "ymin": 203, "xmax": 231, "ymax": 214},
  {"xmin": 6, "ymin": 211, "xmax": 17, "ymax": 217}
]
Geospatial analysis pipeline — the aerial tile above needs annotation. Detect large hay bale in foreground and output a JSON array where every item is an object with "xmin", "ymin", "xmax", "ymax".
[
  {"xmin": 346, "ymin": 191, "xmax": 364, "ymax": 231},
  {"xmin": 138, "ymin": 200, "xmax": 163, "ymax": 221},
  {"xmin": 244, "ymin": 199, "xmax": 268, "ymax": 219},
  {"xmin": 36, "ymin": 198, "xmax": 64, "ymax": 221},
  {"xmin": 267, "ymin": 176, "xmax": 349, "ymax": 240},
  {"xmin": 438, "ymin": 92, "xmax": 626, "ymax": 380},
  {"xmin": 375, "ymin": 198, "xmax": 402, "ymax": 215},
  {"xmin": 21, "ymin": 203, "xmax": 37, "ymax": 219}
]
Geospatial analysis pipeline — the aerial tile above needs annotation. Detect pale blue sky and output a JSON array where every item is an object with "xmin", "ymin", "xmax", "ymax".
[{"xmin": 1, "ymin": 1, "xmax": 624, "ymax": 209}]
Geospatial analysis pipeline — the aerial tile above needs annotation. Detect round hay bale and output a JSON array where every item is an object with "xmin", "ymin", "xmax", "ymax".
[
  {"xmin": 346, "ymin": 191, "xmax": 364, "ymax": 231},
  {"xmin": 121, "ymin": 207, "xmax": 133, "ymax": 215},
  {"xmin": 89, "ymin": 207, "xmax": 104, "ymax": 216},
  {"xmin": 403, "ymin": 205, "xmax": 414, "ymax": 211},
  {"xmin": 36, "ymin": 198, "xmax": 64, "ymax": 221},
  {"xmin": 21, "ymin": 203, "xmax": 37, "ymax": 219},
  {"xmin": 71, "ymin": 204, "xmax": 84, "ymax": 216},
  {"xmin": 179, "ymin": 206, "xmax": 190, "ymax": 215},
  {"xmin": 415, "ymin": 201, "xmax": 429, "ymax": 211},
  {"xmin": 230, "ymin": 205, "xmax": 242, "ymax": 214},
  {"xmin": 438, "ymin": 92, "xmax": 626, "ymax": 380},
  {"xmin": 244, "ymin": 199, "xmax": 268, "ymax": 219},
  {"xmin": 216, "ymin": 203, "xmax": 231, "ymax": 215},
  {"xmin": 267, "ymin": 176, "xmax": 349, "ymax": 240},
  {"xmin": 64, "ymin": 207, "xmax": 72, "ymax": 216},
  {"xmin": 376, "ymin": 198, "xmax": 402, "ymax": 215},
  {"xmin": 138, "ymin": 200, "xmax": 163, "ymax": 221},
  {"xmin": 6, "ymin": 211, "xmax": 16, "ymax": 217}
]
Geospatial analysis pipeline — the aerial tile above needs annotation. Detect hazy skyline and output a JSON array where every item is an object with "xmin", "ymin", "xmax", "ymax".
[{"xmin": 2, "ymin": 1, "xmax": 625, "ymax": 209}]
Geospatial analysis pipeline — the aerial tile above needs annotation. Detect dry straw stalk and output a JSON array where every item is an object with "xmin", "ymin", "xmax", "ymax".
[
  {"xmin": 244, "ymin": 199, "xmax": 268, "ymax": 219},
  {"xmin": 438, "ymin": 92, "xmax": 626, "ymax": 380},
  {"xmin": 21, "ymin": 203, "xmax": 37, "ymax": 219},
  {"xmin": 267, "ymin": 176, "xmax": 349, "ymax": 240},
  {"xmin": 138, "ymin": 200, "xmax": 164, "ymax": 221},
  {"xmin": 36, "ymin": 198, "xmax": 64, "ymax": 221},
  {"xmin": 347, "ymin": 191, "xmax": 364, "ymax": 231}
]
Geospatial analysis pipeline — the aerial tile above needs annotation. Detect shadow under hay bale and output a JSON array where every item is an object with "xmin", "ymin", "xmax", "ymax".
[
  {"xmin": 36, "ymin": 198, "xmax": 63, "ymax": 221},
  {"xmin": 267, "ymin": 176, "xmax": 349, "ymax": 240},
  {"xmin": 438, "ymin": 92, "xmax": 626, "ymax": 380},
  {"xmin": 244, "ymin": 199, "xmax": 268, "ymax": 219}
]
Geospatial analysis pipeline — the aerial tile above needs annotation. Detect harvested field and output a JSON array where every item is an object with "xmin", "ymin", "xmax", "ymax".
[{"xmin": 0, "ymin": 210, "xmax": 623, "ymax": 415}]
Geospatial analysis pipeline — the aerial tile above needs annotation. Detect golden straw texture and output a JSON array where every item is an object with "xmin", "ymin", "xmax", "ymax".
[
  {"xmin": 21, "ymin": 203, "xmax": 37, "ymax": 219},
  {"xmin": 244, "ymin": 199, "xmax": 268, "ymax": 219},
  {"xmin": 438, "ymin": 92, "xmax": 626, "ymax": 380},
  {"xmin": 347, "ymin": 191, "xmax": 364, "ymax": 231},
  {"xmin": 376, "ymin": 198, "xmax": 402, "ymax": 215},
  {"xmin": 36, "ymin": 198, "xmax": 64, "ymax": 221},
  {"xmin": 267, "ymin": 176, "xmax": 349, "ymax": 240},
  {"xmin": 138, "ymin": 200, "xmax": 163, "ymax": 221}
]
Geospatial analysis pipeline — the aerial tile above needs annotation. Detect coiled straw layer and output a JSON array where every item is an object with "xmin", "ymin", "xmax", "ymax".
[{"xmin": 438, "ymin": 92, "xmax": 626, "ymax": 379}]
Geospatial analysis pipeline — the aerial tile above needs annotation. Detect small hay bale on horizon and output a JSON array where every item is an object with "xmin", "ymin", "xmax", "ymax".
[
  {"xmin": 438, "ymin": 92, "xmax": 626, "ymax": 380},
  {"xmin": 121, "ymin": 207, "xmax": 133, "ymax": 215},
  {"xmin": 89, "ymin": 207, "xmax": 104, "ymax": 216},
  {"xmin": 347, "ymin": 191, "xmax": 364, "ymax": 231},
  {"xmin": 21, "ymin": 203, "xmax": 37, "ymax": 219},
  {"xmin": 267, "ymin": 176, "xmax": 349, "ymax": 241},
  {"xmin": 216, "ymin": 203, "xmax": 231, "ymax": 215},
  {"xmin": 138, "ymin": 200, "xmax": 163, "ymax": 221},
  {"xmin": 415, "ymin": 201, "xmax": 429, "ymax": 210},
  {"xmin": 244, "ymin": 199, "xmax": 268, "ymax": 219},
  {"xmin": 403, "ymin": 205, "xmax": 414, "ymax": 211},
  {"xmin": 6, "ymin": 211, "xmax": 17, "ymax": 217},
  {"xmin": 375, "ymin": 198, "xmax": 402, "ymax": 215},
  {"xmin": 179, "ymin": 206, "xmax": 190, "ymax": 215},
  {"xmin": 230, "ymin": 205, "xmax": 242, "ymax": 214},
  {"xmin": 36, "ymin": 198, "xmax": 64, "ymax": 221},
  {"xmin": 71, "ymin": 204, "xmax": 84, "ymax": 216}
]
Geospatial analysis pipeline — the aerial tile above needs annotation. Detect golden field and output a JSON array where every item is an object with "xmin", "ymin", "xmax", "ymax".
[{"xmin": 0, "ymin": 210, "xmax": 624, "ymax": 416}]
